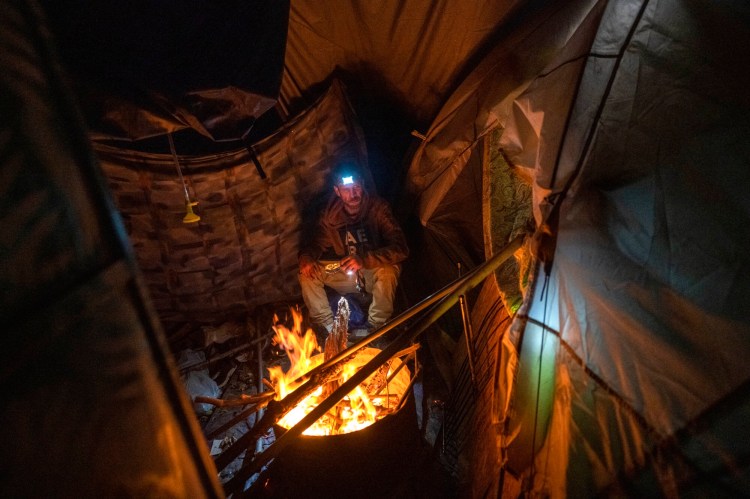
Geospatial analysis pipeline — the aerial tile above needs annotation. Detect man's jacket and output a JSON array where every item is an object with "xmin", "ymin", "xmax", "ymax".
[{"xmin": 299, "ymin": 191, "xmax": 409, "ymax": 269}]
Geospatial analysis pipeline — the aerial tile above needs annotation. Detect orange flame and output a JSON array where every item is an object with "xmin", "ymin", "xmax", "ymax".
[{"xmin": 267, "ymin": 306, "xmax": 409, "ymax": 436}]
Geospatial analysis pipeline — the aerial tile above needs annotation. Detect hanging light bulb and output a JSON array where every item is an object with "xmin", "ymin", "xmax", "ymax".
[
  {"xmin": 183, "ymin": 201, "xmax": 200, "ymax": 223},
  {"xmin": 168, "ymin": 133, "xmax": 200, "ymax": 224}
]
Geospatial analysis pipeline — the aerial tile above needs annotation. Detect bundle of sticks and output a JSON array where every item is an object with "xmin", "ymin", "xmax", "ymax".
[
  {"xmin": 324, "ymin": 297, "xmax": 350, "ymax": 362},
  {"xmin": 322, "ymin": 298, "xmax": 350, "ymax": 400}
]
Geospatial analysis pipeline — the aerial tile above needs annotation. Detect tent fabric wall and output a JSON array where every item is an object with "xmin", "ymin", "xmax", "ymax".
[
  {"xmin": 280, "ymin": 0, "xmax": 527, "ymax": 127},
  {"xmin": 408, "ymin": 0, "xmax": 750, "ymax": 496},
  {"xmin": 505, "ymin": 0, "xmax": 750, "ymax": 495},
  {"xmin": 1, "ymin": 0, "xmax": 222, "ymax": 495},
  {"xmin": 405, "ymin": 0, "xmax": 603, "ymax": 227},
  {"xmin": 95, "ymin": 81, "xmax": 368, "ymax": 325}
]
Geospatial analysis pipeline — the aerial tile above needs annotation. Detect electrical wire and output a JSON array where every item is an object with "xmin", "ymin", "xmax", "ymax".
[{"xmin": 167, "ymin": 132, "xmax": 191, "ymax": 203}]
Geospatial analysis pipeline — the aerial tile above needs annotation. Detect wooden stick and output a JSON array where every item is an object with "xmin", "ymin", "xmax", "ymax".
[
  {"xmin": 205, "ymin": 401, "xmax": 265, "ymax": 440},
  {"xmin": 195, "ymin": 391, "xmax": 275, "ymax": 408}
]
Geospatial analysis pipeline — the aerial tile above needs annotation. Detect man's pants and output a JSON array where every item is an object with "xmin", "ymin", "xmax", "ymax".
[{"xmin": 299, "ymin": 264, "xmax": 400, "ymax": 331}]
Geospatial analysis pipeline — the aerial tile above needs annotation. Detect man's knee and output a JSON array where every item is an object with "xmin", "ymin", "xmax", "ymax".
[
  {"xmin": 372, "ymin": 264, "xmax": 400, "ymax": 285},
  {"xmin": 298, "ymin": 271, "xmax": 327, "ymax": 297},
  {"xmin": 368, "ymin": 265, "xmax": 400, "ymax": 305},
  {"xmin": 299, "ymin": 271, "xmax": 321, "ymax": 286}
]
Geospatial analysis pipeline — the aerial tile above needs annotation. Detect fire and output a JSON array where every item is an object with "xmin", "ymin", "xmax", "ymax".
[{"xmin": 267, "ymin": 307, "xmax": 410, "ymax": 436}]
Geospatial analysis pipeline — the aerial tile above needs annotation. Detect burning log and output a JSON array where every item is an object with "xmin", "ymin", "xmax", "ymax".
[
  {"xmin": 214, "ymin": 350, "xmax": 352, "ymax": 473},
  {"xmin": 268, "ymin": 303, "xmax": 410, "ymax": 436}
]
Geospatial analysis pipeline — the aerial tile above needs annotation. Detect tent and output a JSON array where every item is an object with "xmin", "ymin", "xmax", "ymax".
[
  {"xmin": 2, "ymin": 0, "xmax": 749, "ymax": 496},
  {"xmin": 406, "ymin": 0, "xmax": 750, "ymax": 496}
]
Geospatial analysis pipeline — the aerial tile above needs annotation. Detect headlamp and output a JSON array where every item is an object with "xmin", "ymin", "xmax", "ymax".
[{"xmin": 340, "ymin": 175, "xmax": 354, "ymax": 185}]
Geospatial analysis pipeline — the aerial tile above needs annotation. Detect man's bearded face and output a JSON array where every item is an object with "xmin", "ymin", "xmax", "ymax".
[{"xmin": 334, "ymin": 182, "xmax": 363, "ymax": 215}]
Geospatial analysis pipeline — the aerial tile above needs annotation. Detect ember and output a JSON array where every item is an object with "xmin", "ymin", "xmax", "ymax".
[{"xmin": 268, "ymin": 305, "xmax": 410, "ymax": 436}]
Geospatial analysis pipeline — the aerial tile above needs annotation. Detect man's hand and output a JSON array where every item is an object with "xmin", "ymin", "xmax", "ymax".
[
  {"xmin": 340, "ymin": 255, "xmax": 363, "ymax": 274},
  {"xmin": 299, "ymin": 255, "xmax": 321, "ymax": 279}
]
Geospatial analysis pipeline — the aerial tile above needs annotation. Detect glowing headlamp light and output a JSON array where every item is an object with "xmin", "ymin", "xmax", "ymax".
[{"xmin": 340, "ymin": 175, "xmax": 354, "ymax": 185}]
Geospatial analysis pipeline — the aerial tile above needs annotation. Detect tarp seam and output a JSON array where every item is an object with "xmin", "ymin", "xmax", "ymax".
[
  {"xmin": 519, "ymin": 313, "xmax": 663, "ymax": 440},
  {"xmin": 551, "ymin": 0, "xmax": 651, "ymax": 195}
]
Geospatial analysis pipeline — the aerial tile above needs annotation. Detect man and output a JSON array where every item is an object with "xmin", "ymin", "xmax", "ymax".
[{"xmin": 298, "ymin": 166, "xmax": 408, "ymax": 338}]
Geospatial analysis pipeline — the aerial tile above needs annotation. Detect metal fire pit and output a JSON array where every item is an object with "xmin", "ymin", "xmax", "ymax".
[{"xmin": 255, "ymin": 365, "xmax": 420, "ymax": 497}]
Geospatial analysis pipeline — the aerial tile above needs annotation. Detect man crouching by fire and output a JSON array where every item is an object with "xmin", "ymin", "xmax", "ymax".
[{"xmin": 298, "ymin": 164, "xmax": 408, "ymax": 341}]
